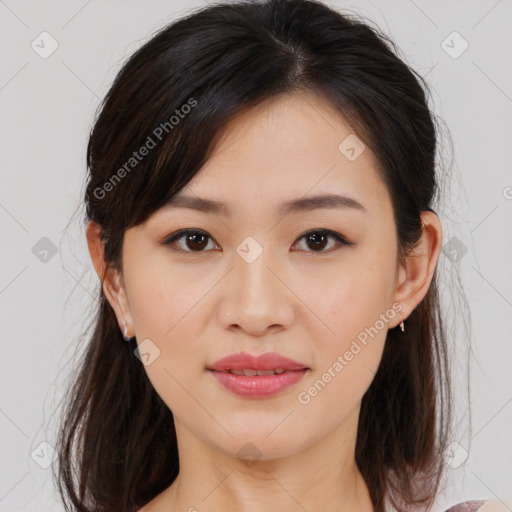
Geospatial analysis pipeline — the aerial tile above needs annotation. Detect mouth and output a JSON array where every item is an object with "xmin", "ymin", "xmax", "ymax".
[
  {"xmin": 205, "ymin": 352, "xmax": 310, "ymax": 397},
  {"xmin": 206, "ymin": 366, "xmax": 310, "ymax": 398},
  {"xmin": 209, "ymin": 368, "xmax": 301, "ymax": 376}
]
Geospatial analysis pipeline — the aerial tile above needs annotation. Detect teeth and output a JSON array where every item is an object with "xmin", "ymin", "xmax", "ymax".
[
  {"xmin": 230, "ymin": 369, "xmax": 257, "ymax": 376},
  {"xmin": 257, "ymin": 369, "xmax": 278, "ymax": 376},
  {"xmin": 226, "ymin": 369, "xmax": 287, "ymax": 376}
]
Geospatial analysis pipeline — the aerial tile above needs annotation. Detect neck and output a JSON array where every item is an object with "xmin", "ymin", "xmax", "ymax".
[{"xmin": 156, "ymin": 412, "xmax": 375, "ymax": 512}]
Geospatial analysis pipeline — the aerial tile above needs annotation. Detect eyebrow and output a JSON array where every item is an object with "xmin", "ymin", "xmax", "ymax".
[{"xmin": 163, "ymin": 192, "xmax": 366, "ymax": 217}]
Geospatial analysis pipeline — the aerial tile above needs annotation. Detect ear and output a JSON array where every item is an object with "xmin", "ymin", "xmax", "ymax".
[
  {"xmin": 391, "ymin": 211, "xmax": 443, "ymax": 328},
  {"xmin": 86, "ymin": 220, "xmax": 134, "ymax": 338}
]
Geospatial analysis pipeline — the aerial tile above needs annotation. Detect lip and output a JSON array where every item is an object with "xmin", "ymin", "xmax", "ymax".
[
  {"xmin": 207, "ymin": 352, "xmax": 309, "ymax": 372},
  {"xmin": 206, "ymin": 352, "xmax": 310, "ymax": 398},
  {"xmin": 208, "ymin": 369, "xmax": 308, "ymax": 398}
]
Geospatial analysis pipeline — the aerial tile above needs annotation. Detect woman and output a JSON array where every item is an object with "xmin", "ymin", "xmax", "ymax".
[{"xmin": 53, "ymin": 0, "xmax": 507, "ymax": 510}]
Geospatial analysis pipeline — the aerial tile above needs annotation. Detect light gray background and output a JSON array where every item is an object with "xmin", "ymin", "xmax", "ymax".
[{"xmin": 1, "ymin": 0, "xmax": 511, "ymax": 510}]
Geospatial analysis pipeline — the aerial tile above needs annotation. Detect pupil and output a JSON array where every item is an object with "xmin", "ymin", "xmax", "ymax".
[
  {"xmin": 187, "ymin": 233, "xmax": 207, "ymax": 250},
  {"xmin": 307, "ymin": 233, "xmax": 327, "ymax": 251}
]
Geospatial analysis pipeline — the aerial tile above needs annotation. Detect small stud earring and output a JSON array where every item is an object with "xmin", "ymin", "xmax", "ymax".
[
  {"xmin": 399, "ymin": 320, "xmax": 405, "ymax": 332},
  {"xmin": 122, "ymin": 319, "xmax": 131, "ymax": 341}
]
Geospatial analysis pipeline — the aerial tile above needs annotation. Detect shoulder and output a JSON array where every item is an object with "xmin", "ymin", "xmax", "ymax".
[{"xmin": 445, "ymin": 500, "xmax": 512, "ymax": 512}]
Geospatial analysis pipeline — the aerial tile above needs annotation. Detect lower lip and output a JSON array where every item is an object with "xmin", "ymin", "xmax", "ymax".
[{"xmin": 208, "ymin": 369, "xmax": 308, "ymax": 398}]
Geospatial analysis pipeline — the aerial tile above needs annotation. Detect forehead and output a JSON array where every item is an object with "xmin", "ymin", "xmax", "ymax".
[{"xmin": 168, "ymin": 92, "xmax": 392, "ymax": 219}]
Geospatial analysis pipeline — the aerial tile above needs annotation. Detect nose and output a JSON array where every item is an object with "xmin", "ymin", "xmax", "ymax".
[{"xmin": 216, "ymin": 247, "xmax": 295, "ymax": 337}]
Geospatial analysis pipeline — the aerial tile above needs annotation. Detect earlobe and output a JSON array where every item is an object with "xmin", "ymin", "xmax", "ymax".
[
  {"xmin": 102, "ymin": 269, "xmax": 134, "ymax": 337},
  {"xmin": 392, "ymin": 211, "xmax": 443, "ymax": 327}
]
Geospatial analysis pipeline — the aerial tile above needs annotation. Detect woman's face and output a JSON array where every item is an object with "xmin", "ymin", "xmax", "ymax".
[{"xmin": 114, "ymin": 92, "xmax": 409, "ymax": 460}]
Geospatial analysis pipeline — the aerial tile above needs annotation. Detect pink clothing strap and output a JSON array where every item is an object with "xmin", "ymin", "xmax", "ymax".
[{"xmin": 445, "ymin": 500, "xmax": 487, "ymax": 512}]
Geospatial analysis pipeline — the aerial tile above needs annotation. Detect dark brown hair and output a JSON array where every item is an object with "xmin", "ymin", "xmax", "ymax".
[{"xmin": 53, "ymin": 0, "xmax": 460, "ymax": 510}]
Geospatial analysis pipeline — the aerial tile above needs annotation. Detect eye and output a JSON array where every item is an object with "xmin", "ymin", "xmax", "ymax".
[
  {"xmin": 162, "ymin": 229, "xmax": 219, "ymax": 254},
  {"xmin": 292, "ymin": 229, "xmax": 355, "ymax": 254},
  {"xmin": 162, "ymin": 228, "xmax": 354, "ymax": 255}
]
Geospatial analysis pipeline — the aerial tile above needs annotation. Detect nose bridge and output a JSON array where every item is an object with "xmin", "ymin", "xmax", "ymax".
[
  {"xmin": 218, "ymin": 234, "xmax": 294, "ymax": 333},
  {"xmin": 234, "ymin": 234, "xmax": 281, "ymax": 302}
]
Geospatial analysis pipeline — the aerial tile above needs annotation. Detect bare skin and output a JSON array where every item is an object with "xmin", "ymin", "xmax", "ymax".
[{"xmin": 87, "ymin": 91, "xmax": 442, "ymax": 512}]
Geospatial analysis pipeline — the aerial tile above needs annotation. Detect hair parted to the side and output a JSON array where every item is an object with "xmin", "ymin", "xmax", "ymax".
[{"xmin": 52, "ymin": 0, "xmax": 460, "ymax": 510}]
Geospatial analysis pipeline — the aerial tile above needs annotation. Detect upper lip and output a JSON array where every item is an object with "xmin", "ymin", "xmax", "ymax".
[{"xmin": 207, "ymin": 352, "xmax": 309, "ymax": 372}]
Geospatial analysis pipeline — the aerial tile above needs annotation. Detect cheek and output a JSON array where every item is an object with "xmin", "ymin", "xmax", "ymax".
[
  {"xmin": 295, "ymin": 273, "xmax": 393, "ymax": 427},
  {"xmin": 124, "ymin": 259, "xmax": 215, "ymax": 412},
  {"xmin": 321, "ymin": 257, "xmax": 395, "ymax": 327},
  {"xmin": 309, "ymin": 251, "xmax": 396, "ymax": 375},
  {"xmin": 124, "ymin": 253, "xmax": 226, "ymax": 374},
  {"xmin": 125, "ymin": 251, "xmax": 207, "ymax": 339}
]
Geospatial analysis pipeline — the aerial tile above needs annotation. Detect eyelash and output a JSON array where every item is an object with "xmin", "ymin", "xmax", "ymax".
[{"xmin": 162, "ymin": 228, "xmax": 355, "ymax": 256}]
